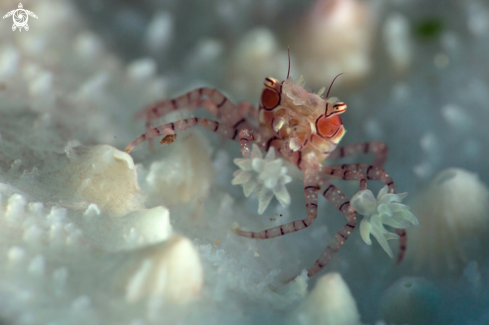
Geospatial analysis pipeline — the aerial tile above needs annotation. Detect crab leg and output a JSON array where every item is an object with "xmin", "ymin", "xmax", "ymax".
[
  {"xmin": 328, "ymin": 163, "xmax": 394, "ymax": 193},
  {"xmin": 234, "ymin": 167, "xmax": 365, "ymax": 239},
  {"xmin": 235, "ymin": 170, "xmax": 319, "ymax": 239},
  {"xmin": 125, "ymin": 117, "xmax": 255, "ymax": 153},
  {"xmin": 238, "ymin": 129, "xmax": 257, "ymax": 158},
  {"xmin": 135, "ymin": 87, "xmax": 253, "ymax": 128},
  {"xmin": 135, "ymin": 88, "xmax": 256, "ymax": 150},
  {"xmin": 394, "ymin": 229, "xmax": 407, "ymax": 264},
  {"xmin": 329, "ymin": 163, "xmax": 406, "ymax": 264},
  {"xmin": 327, "ymin": 141, "xmax": 388, "ymax": 167},
  {"xmin": 144, "ymin": 115, "xmax": 155, "ymax": 151},
  {"xmin": 308, "ymin": 179, "xmax": 357, "ymax": 277},
  {"xmin": 321, "ymin": 166, "xmax": 368, "ymax": 191}
]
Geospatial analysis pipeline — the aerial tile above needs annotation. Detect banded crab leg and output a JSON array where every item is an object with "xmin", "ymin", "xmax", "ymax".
[
  {"xmin": 235, "ymin": 169, "xmax": 359, "ymax": 278},
  {"xmin": 144, "ymin": 115, "xmax": 155, "ymax": 151},
  {"xmin": 134, "ymin": 87, "xmax": 255, "ymax": 151},
  {"xmin": 238, "ymin": 129, "xmax": 257, "ymax": 158},
  {"xmin": 328, "ymin": 163, "xmax": 406, "ymax": 264},
  {"xmin": 235, "ymin": 167, "xmax": 366, "ymax": 251},
  {"xmin": 328, "ymin": 163, "xmax": 395, "ymax": 192},
  {"xmin": 321, "ymin": 166, "xmax": 369, "ymax": 191},
  {"xmin": 308, "ymin": 178, "xmax": 357, "ymax": 277},
  {"xmin": 327, "ymin": 141, "xmax": 388, "ymax": 167},
  {"xmin": 135, "ymin": 87, "xmax": 254, "ymax": 129},
  {"xmin": 235, "ymin": 169, "xmax": 320, "ymax": 239},
  {"xmin": 125, "ymin": 117, "xmax": 258, "ymax": 159}
]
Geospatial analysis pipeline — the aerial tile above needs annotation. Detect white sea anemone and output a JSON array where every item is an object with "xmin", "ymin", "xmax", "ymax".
[
  {"xmin": 351, "ymin": 185, "xmax": 419, "ymax": 258},
  {"xmin": 232, "ymin": 144, "xmax": 292, "ymax": 214}
]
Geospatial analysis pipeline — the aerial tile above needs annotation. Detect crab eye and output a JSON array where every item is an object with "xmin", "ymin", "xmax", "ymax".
[
  {"xmin": 263, "ymin": 77, "xmax": 276, "ymax": 88},
  {"xmin": 333, "ymin": 102, "xmax": 347, "ymax": 113},
  {"xmin": 325, "ymin": 101, "xmax": 347, "ymax": 116},
  {"xmin": 261, "ymin": 88, "xmax": 280, "ymax": 110},
  {"xmin": 316, "ymin": 114, "xmax": 343, "ymax": 138}
]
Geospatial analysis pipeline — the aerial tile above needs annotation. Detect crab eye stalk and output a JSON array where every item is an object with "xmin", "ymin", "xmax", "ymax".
[
  {"xmin": 264, "ymin": 77, "xmax": 277, "ymax": 88},
  {"xmin": 333, "ymin": 102, "xmax": 347, "ymax": 114},
  {"xmin": 325, "ymin": 101, "xmax": 347, "ymax": 116}
]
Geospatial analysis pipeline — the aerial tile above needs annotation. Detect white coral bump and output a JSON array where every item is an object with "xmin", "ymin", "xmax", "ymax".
[
  {"xmin": 351, "ymin": 185, "xmax": 420, "ymax": 258},
  {"xmin": 232, "ymin": 145, "xmax": 292, "ymax": 214}
]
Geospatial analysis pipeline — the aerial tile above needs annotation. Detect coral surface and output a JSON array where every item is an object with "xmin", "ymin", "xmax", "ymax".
[{"xmin": 0, "ymin": 0, "xmax": 488, "ymax": 324}]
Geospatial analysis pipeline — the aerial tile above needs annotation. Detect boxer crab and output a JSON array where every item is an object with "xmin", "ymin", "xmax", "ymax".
[{"xmin": 125, "ymin": 63, "xmax": 418, "ymax": 278}]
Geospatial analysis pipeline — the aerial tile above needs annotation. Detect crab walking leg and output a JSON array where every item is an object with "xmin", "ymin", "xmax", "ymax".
[
  {"xmin": 321, "ymin": 166, "xmax": 369, "ymax": 191},
  {"xmin": 329, "ymin": 163, "xmax": 395, "ymax": 193},
  {"xmin": 394, "ymin": 229, "xmax": 407, "ymax": 264},
  {"xmin": 135, "ymin": 87, "xmax": 252, "ymax": 127},
  {"xmin": 237, "ymin": 101, "xmax": 259, "ymax": 124},
  {"xmin": 203, "ymin": 99, "xmax": 256, "ymax": 130},
  {"xmin": 329, "ymin": 163, "xmax": 407, "ymax": 263},
  {"xmin": 235, "ymin": 170, "xmax": 320, "ymax": 239},
  {"xmin": 125, "ymin": 117, "xmax": 254, "ymax": 152},
  {"xmin": 144, "ymin": 115, "xmax": 155, "ymax": 151},
  {"xmin": 307, "ymin": 179, "xmax": 357, "ymax": 277},
  {"xmin": 141, "ymin": 100, "xmax": 212, "ymax": 151},
  {"xmin": 238, "ymin": 129, "xmax": 257, "ymax": 158},
  {"xmin": 327, "ymin": 141, "xmax": 388, "ymax": 167}
]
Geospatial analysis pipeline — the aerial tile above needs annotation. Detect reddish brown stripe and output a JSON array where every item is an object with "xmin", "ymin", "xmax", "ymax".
[
  {"xmin": 266, "ymin": 137, "xmax": 278, "ymax": 151},
  {"xmin": 233, "ymin": 118, "xmax": 245, "ymax": 128},
  {"xmin": 217, "ymin": 97, "xmax": 227, "ymax": 108},
  {"xmin": 297, "ymin": 151, "xmax": 302, "ymax": 168},
  {"xmin": 366, "ymin": 166, "xmax": 373, "ymax": 179},
  {"xmin": 339, "ymin": 201, "xmax": 350, "ymax": 211},
  {"xmin": 364, "ymin": 142, "xmax": 370, "ymax": 153},
  {"xmin": 323, "ymin": 185, "xmax": 334, "ymax": 196}
]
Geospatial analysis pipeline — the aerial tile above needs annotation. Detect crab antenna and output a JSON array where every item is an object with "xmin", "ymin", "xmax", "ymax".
[
  {"xmin": 325, "ymin": 73, "xmax": 344, "ymax": 99},
  {"xmin": 286, "ymin": 47, "xmax": 291, "ymax": 79}
]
